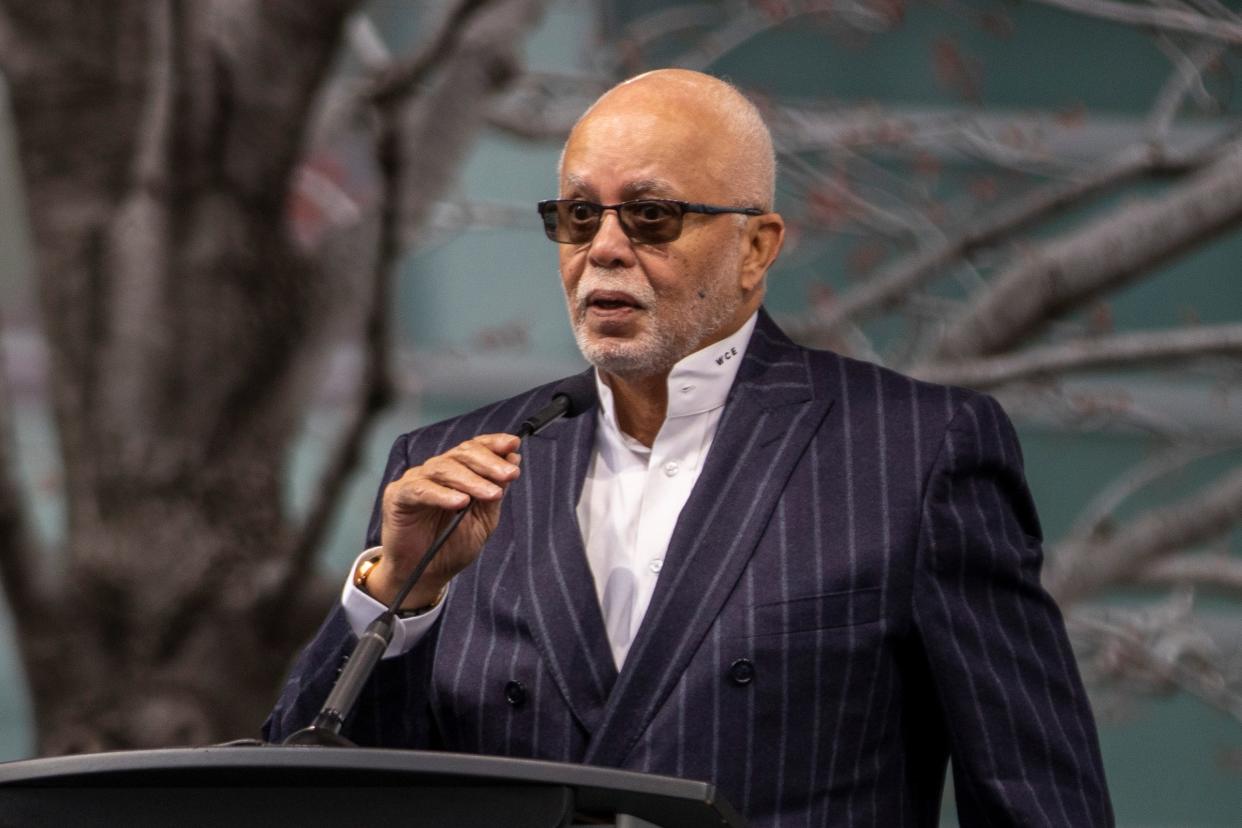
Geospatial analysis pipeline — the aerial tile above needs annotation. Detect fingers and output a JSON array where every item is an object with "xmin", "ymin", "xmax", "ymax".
[
  {"xmin": 428, "ymin": 437, "xmax": 520, "ymax": 500},
  {"xmin": 387, "ymin": 477, "xmax": 474, "ymax": 512},
  {"xmin": 445, "ymin": 435, "xmax": 522, "ymax": 485},
  {"xmin": 387, "ymin": 434, "xmax": 523, "ymax": 513},
  {"xmin": 473, "ymin": 432, "xmax": 521, "ymax": 456},
  {"xmin": 376, "ymin": 434, "xmax": 522, "ymax": 600}
]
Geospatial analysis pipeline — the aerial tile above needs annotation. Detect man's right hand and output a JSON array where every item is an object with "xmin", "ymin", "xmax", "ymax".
[{"xmin": 363, "ymin": 433, "xmax": 522, "ymax": 611}]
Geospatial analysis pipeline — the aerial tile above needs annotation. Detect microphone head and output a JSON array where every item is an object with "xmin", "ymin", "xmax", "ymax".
[
  {"xmin": 517, "ymin": 373, "xmax": 596, "ymax": 438},
  {"xmin": 552, "ymin": 372, "xmax": 597, "ymax": 417}
]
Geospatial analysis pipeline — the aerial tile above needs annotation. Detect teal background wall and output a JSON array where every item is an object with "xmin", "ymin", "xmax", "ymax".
[{"xmin": 3, "ymin": 2, "xmax": 1241, "ymax": 824}]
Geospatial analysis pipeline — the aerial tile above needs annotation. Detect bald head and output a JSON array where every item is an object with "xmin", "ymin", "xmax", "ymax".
[
  {"xmin": 553, "ymin": 70, "xmax": 787, "ymax": 384},
  {"xmin": 562, "ymin": 69, "xmax": 777, "ymax": 210}
]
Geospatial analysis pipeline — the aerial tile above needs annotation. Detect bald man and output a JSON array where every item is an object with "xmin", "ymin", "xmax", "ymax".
[{"xmin": 266, "ymin": 71, "xmax": 1113, "ymax": 827}]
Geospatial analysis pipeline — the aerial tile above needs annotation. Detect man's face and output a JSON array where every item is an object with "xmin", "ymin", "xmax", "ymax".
[{"xmin": 557, "ymin": 109, "xmax": 751, "ymax": 379}]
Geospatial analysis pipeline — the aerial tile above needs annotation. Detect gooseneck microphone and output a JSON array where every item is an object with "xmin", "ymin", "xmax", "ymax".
[
  {"xmin": 516, "ymin": 372, "xmax": 595, "ymax": 439},
  {"xmin": 283, "ymin": 374, "xmax": 595, "ymax": 747}
]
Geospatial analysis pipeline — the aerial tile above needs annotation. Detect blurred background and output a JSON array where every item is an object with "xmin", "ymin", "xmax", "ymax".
[{"xmin": 2, "ymin": 0, "xmax": 1241, "ymax": 824}]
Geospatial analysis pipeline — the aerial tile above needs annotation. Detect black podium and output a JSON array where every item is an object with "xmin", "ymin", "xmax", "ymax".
[{"xmin": 0, "ymin": 746, "xmax": 746, "ymax": 827}]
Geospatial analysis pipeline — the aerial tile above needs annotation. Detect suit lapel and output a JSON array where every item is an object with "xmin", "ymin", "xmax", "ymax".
[
  {"xmin": 584, "ymin": 311, "xmax": 835, "ymax": 766},
  {"xmin": 516, "ymin": 388, "xmax": 618, "ymax": 737}
]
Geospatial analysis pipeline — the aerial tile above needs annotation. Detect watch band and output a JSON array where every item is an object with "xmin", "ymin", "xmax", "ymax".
[{"xmin": 354, "ymin": 552, "xmax": 447, "ymax": 617}]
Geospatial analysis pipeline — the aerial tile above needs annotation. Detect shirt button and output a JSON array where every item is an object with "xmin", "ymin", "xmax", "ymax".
[
  {"xmin": 680, "ymin": 384, "xmax": 695, "ymax": 394},
  {"xmin": 504, "ymin": 680, "xmax": 526, "ymax": 707},
  {"xmin": 648, "ymin": 558, "xmax": 663, "ymax": 573},
  {"xmin": 663, "ymin": 461, "xmax": 679, "ymax": 477},
  {"xmin": 728, "ymin": 658, "xmax": 755, "ymax": 686}
]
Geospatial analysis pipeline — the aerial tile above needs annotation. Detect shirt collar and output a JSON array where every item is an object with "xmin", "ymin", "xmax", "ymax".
[{"xmin": 593, "ymin": 311, "xmax": 759, "ymax": 439}]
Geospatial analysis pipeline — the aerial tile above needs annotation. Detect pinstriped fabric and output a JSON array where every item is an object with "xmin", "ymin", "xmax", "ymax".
[
  {"xmin": 528, "ymin": 438, "xmax": 594, "ymax": 690},
  {"xmin": 854, "ymin": 363, "xmax": 891, "ymax": 828},
  {"xmin": 608, "ymin": 414, "xmax": 766, "ymax": 707},
  {"xmin": 447, "ymin": 538, "xmax": 487, "ymax": 730},
  {"xmin": 824, "ymin": 354, "xmax": 859, "ymax": 827},
  {"xmin": 264, "ymin": 309, "xmax": 1113, "ymax": 828},
  {"xmin": 902, "ymin": 375, "xmax": 923, "ymax": 827},
  {"xmin": 578, "ymin": 333, "xmax": 831, "ymax": 763},
  {"xmin": 918, "ymin": 394, "xmax": 1010, "ymax": 816},
  {"xmin": 745, "ymin": 356, "xmax": 805, "ymax": 370},
  {"xmin": 503, "ymin": 592, "xmax": 522, "ymax": 755},
  {"xmin": 948, "ymin": 428, "xmax": 1016, "ymax": 795},
  {"xmin": 954, "ymin": 402, "xmax": 1048, "ymax": 820},
  {"xmin": 675, "ymin": 674, "xmax": 688, "ymax": 777},
  {"xmin": 742, "ymin": 565, "xmax": 757, "ymax": 817},
  {"xmin": 979, "ymin": 400, "xmax": 1108, "ymax": 825},
  {"xmin": 992, "ymin": 397, "xmax": 1110, "ymax": 826},
  {"xmin": 521, "ymin": 409, "xmax": 616, "ymax": 734},
  {"xmin": 583, "ymin": 395, "xmax": 831, "ymax": 769},
  {"xmin": 803, "ymin": 431, "xmax": 825, "ymax": 828},
  {"xmin": 774, "ymin": 499, "xmax": 790, "ymax": 826},
  {"xmin": 475, "ymin": 543, "xmax": 518, "ymax": 750},
  {"xmin": 550, "ymin": 412, "xmax": 611, "ymax": 703},
  {"xmin": 912, "ymin": 390, "xmax": 1115, "ymax": 826},
  {"xmin": 962, "ymin": 401, "xmax": 1061, "ymax": 823},
  {"xmin": 1047, "ymin": 585, "xmax": 1110, "ymax": 825},
  {"xmin": 710, "ymin": 622, "xmax": 722, "ymax": 782},
  {"xmin": 444, "ymin": 400, "xmax": 513, "ymax": 730},
  {"xmin": 530, "ymin": 655, "xmax": 543, "ymax": 756}
]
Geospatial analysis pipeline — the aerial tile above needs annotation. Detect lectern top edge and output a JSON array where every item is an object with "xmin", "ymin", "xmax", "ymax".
[{"xmin": 0, "ymin": 746, "xmax": 748, "ymax": 827}]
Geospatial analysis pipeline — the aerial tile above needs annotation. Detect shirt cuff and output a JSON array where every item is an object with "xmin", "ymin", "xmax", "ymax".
[{"xmin": 340, "ymin": 547, "xmax": 445, "ymax": 659}]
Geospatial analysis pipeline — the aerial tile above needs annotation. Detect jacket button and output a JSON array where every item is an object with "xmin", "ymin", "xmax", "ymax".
[
  {"xmin": 504, "ymin": 680, "xmax": 526, "ymax": 707},
  {"xmin": 728, "ymin": 658, "xmax": 755, "ymax": 686}
]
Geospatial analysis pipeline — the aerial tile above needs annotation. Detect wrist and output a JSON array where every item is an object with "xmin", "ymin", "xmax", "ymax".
[{"xmin": 355, "ymin": 554, "xmax": 448, "ymax": 613}]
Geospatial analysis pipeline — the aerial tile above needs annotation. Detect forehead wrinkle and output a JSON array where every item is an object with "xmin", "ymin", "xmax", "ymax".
[
  {"xmin": 620, "ymin": 178, "xmax": 678, "ymax": 200},
  {"xmin": 561, "ymin": 172, "xmax": 682, "ymax": 203},
  {"xmin": 563, "ymin": 173, "xmax": 592, "ymax": 197}
]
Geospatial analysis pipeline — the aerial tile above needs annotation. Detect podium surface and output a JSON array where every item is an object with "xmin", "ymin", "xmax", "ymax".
[{"xmin": 0, "ymin": 746, "xmax": 746, "ymax": 827}]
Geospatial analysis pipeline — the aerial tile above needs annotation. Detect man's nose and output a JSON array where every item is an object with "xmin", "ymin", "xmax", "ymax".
[{"xmin": 587, "ymin": 210, "xmax": 637, "ymax": 269}]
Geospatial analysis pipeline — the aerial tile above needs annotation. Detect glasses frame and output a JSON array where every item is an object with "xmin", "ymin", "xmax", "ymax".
[{"xmin": 536, "ymin": 198, "xmax": 765, "ymax": 245}]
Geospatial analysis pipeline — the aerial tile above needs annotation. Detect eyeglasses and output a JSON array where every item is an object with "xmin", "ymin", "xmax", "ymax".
[{"xmin": 536, "ymin": 198, "xmax": 764, "ymax": 245}]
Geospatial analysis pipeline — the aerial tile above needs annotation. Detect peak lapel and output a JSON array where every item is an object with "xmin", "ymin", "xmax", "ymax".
[
  {"xmin": 584, "ymin": 312, "xmax": 835, "ymax": 766},
  {"xmin": 516, "ymin": 402, "xmax": 618, "ymax": 736}
]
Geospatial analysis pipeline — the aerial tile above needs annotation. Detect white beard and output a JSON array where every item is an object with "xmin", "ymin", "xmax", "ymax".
[{"xmin": 566, "ymin": 251, "xmax": 742, "ymax": 378}]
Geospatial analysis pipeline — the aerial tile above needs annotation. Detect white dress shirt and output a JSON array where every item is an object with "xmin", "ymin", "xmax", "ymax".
[
  {"xmin": 578, "ymin": 313, "xmax": 756, "ymax": 666},
  {"xmin": 342, "ymin": 312, "xmax": 758, "ymax": 662}
]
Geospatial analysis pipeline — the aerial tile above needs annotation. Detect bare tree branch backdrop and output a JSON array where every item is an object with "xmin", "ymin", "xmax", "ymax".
[
  {"xmin": 0, "ymin": 0, "xmax": 547, "ymax": 752},
  {"xmin": 0, "ymin": 0, "xmax": 1240, "ymax": 757}
]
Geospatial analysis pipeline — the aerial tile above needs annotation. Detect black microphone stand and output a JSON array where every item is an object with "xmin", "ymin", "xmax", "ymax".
[{"xmin": 282, "ymin": 383, "xmax": 588, "ymax": 747}]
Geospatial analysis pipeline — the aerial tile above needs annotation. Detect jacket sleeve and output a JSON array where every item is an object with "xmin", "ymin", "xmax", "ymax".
[
  {"xmin": 911, "ymin": 392, "xmax": 1114, "ymax": 826},
  {"xmin": 262, "ymin": 432, "xmax": 443, "ymax": 748},
  {"xmin": 262, "ymin": 604, "xmax": 443, "ymax": 748}
]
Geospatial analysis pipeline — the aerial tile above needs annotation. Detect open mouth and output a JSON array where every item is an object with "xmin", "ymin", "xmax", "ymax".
[{"xmin": 586, "ymin": 290, "xmax": 645, "ymax": 311}]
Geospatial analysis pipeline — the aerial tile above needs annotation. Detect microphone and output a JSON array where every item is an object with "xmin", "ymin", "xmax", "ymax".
[
  {"xmin": 282, "ymin": 374, "xmax": 595, "ymax": 746},
  {"xmin": 517, "ymin": 372, "xmax": 596, "ymax": 437}
]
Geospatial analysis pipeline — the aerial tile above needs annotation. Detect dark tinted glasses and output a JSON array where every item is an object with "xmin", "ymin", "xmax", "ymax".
[{"xmin": 537, "ymin": 198, "xmax": 764, "ymax": 245}]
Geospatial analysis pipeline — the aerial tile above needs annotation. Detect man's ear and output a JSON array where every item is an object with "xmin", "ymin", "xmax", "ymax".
[{"xmin": 739, "ymin": 213, "xmax": 785, "ymax": 292}]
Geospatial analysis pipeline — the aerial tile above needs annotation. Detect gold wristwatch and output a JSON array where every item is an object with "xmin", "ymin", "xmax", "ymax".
[{"xmin": 354, "ymin": 553, "xmax": 447, "ymax": 617}]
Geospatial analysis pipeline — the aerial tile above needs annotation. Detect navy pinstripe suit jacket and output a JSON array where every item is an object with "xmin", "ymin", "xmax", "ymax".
[{"xmin": 266, "ymin": 309, "xmax": 1113, "ymax": 826}]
